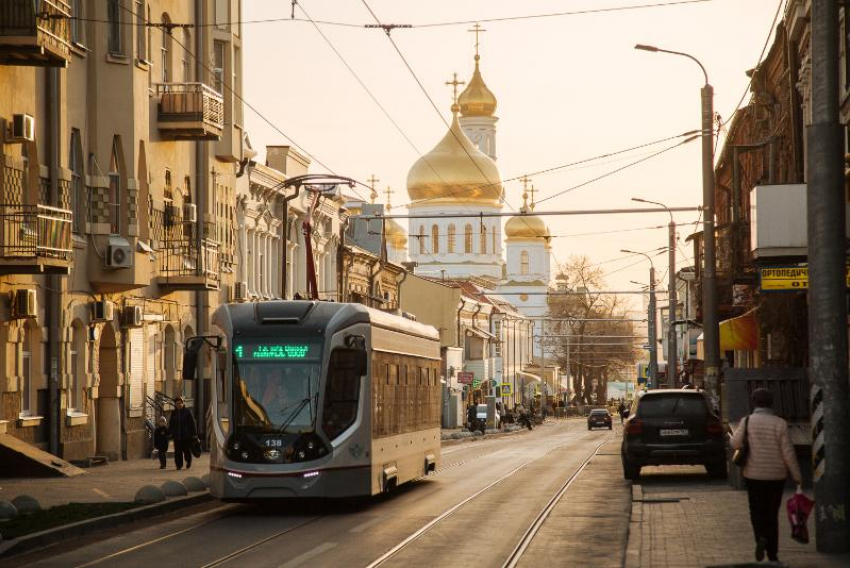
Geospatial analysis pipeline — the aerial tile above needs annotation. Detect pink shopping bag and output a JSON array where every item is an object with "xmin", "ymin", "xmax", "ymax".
[{"xmin": 786, "ymin": 489, "xmax": 815, "ymax": 544}]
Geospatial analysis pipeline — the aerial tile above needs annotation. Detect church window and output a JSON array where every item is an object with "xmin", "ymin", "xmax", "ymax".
[
  {"xmin": 480, "ymin": 225, "xmax": 487, "ymax": 254},
  {"xmin": 431, "ymin": 224, "xmax": 440, "ymax": 254},
  {"xmin": 419, "ymin": 225, "xmax": 425, "ymax": 255},
  {"xmin": 464, "ymin": 224, "xmax": 473, "ymax": 253},
  {"xmin": 447, "ymin": 224, "xmax": 456, "ymax": 253},
  {"xmin": 492, "ymin": 228, "xmax": 497, "ymax": 255},
  {"xmin": 520, "ymin": 250, "xmax": 529, "ymax": 275}
]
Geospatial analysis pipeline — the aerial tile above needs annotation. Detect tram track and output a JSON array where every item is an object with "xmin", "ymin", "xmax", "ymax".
[
  {"xmin": 364, "ymin": 429, "xmax": 612, "ymax": 568},
  {"xmin": 199, "ymin": 517, "xmax": 320, "ymax": 568}
]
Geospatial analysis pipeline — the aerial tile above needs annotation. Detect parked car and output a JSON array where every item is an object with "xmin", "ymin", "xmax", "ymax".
[
  {"xmin": 587, "ymin": 409, "xmax": 613, "ymax": 430},
  {"xmin": 621, "ymin": 390, "xmax": 726, "ymax": 480}
]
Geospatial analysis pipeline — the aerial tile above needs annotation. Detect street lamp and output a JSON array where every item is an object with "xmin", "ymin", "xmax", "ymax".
[
  {"xmin": 632, "ymin": 197, "xmax": 677, "ymax": 386},
  {"xmin": 634, "ymin": 44, "xmax": 718, "ymax": 401},
  {"xmin": 622, "ymin": 249, "xmax": 658, "ymax": 387}
]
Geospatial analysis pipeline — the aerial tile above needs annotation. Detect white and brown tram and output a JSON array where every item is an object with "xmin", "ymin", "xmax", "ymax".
[{"xmin": 184, "ymin": 300, "xmax": 442, "ymax": 501}]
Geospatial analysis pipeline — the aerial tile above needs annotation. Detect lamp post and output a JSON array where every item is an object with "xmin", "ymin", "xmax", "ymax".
[
  {"xmin": 634, "ymin": 44, "xmax": 718, "ymax": 401},
  {"xmin": 633, "ymin": 197, "xmax": 677, "ymax": 386},
  {"xmin": 623, "ymin": 249, "xmax": 658, "ymax": 387}
]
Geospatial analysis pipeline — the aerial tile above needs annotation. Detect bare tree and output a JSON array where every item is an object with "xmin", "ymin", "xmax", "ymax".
[{"xmin": 546, "ymin": 256, "xmax": 639, "ymax": 405}]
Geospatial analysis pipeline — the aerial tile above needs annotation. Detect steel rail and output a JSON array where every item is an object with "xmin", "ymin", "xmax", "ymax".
[
  {"xmin": 199, "ymin": 517, "xmax": 320, "ymax": 568},
  {"xmin": 364, "ymin": 430, "xmax": 607, "ymax": 568},
  {"xmin": 501, "ymin": 437, "xmax": 610, "ymax": 568}
]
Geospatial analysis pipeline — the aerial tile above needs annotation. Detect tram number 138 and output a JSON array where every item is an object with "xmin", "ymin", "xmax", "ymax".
[{"xmin": 264, "ymin": 439, "xmax": 284, "ymax": 448}]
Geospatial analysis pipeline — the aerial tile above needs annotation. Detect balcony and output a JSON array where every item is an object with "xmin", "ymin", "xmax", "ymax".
[
  {"xmin": 0, "ymin": 0, "xmax": 71, "ymax": 67},
  {"xmin": 0, "ymin": 203, "xmax": 72, "ymax": 274},
  {"xmin": 156, "ymin": 83, "xmax": 224, "ymax": 140},
  {"xmin": 156, "ymin": 238, "xmax": 220, "ymax": 290}
]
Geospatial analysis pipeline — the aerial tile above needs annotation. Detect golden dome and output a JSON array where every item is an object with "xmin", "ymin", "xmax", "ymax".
[
  {"xmin": 458, "ymin": 56, "xmax": 497, "ymax": 118},
  {"xmin": 385, "ymin": 218, "xmax": 408, "ymax": 249},
  {"xmin": 406, "ymin": 106, "xmax": 502, "ymax": 204},
  {"xmin": 505, "ymin": 213, "xmax": 549, "ymax": 239}
]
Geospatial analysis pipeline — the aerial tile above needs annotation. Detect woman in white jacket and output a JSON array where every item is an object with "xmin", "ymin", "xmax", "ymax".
[{"xmin": 731, "ymin": 388, "xmax": 802, "ymax": 563}]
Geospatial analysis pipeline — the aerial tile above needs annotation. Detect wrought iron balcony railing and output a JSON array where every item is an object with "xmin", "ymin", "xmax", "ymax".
[
  {"xmin": 157, "ymin": 237, "xmax": 220, "ymax": 290},
  {"xmin": 0, "ymin": 0, "xmax": 71, "ymax": 67},
  {"xmin": 156, "ymin": 83, "xmax": 224, "ymax": 140},
  {"xmin": 0, "ymin": 203, "xmax": 72, "ymax": 273}
]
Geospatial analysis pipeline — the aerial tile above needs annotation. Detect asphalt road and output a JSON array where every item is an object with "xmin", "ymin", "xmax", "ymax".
[{"xmin": 10, "ymin": 420, "xmax": 623, "ymax": 568}]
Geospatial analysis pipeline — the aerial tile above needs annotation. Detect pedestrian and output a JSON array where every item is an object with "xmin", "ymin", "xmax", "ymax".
[
  {"xmin": 466, "ymin": 404, "xmax": 476, "ymax": 431},
  {"xmin": 618, "ymin": 401, "xmax": 627, "ymax": 424},
  {"xmin": 153, "ymin": 416, "xmax": 169, "ymax": 470},
  {"xmin": 730, "ymin": 388, "xmax": 802, "ymax": 564},
  {"xmin": 168, "ymin": 397, "xmax": 197, "ymax": 470}
]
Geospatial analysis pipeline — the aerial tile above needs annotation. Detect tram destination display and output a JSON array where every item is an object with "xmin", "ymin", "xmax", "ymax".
[{"xmin": 233, "ymin": 341, "xmax": 320, "ymax": 361}]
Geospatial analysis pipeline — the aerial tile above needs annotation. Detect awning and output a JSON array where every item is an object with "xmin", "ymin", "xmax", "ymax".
[
  {"xmin": 719, "ymin": 309, "xmax": 758, "ymax": 351},
  {"xmin": 466, "ymin": 326, "xmax": 496, "ymax": 340}
]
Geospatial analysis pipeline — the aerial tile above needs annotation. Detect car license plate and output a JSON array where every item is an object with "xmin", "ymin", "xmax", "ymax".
[{"xmin": 660, "ymin": 428, "xmax": 689, "ymax": 436}]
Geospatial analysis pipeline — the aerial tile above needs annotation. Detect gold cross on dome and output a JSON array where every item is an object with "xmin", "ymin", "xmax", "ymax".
[
  {"xmin": 384, "ymin": 186, "xmax": 394, "ymax": 211},
  {"xmin": 445, "ymin": 73, "xmax": 466, "ymax": 104},
  {"xmin": 528, "ymin": 184, "xmax": 537, "ymax": 211},
  {"xmin": 519, "ymin": 175, "xmax": 531, "ymax": 211},
  {"xmin": 367, "ymin": 174, "xmax": 379, "ymax": 203},
  {"xmin": 468, "ymin": 23, "xmax": 486, "ymax": 57}
]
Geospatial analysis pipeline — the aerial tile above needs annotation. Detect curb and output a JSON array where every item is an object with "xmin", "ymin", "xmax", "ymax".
[{"xmin": 0, "ymin": 491, "xmax": 213, "ymax": 559}]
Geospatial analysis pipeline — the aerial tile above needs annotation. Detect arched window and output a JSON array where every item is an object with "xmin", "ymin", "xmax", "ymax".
[
  {"xmin": 69, "ymin": 130, "xmax": 84, "ymax": 233},
  {"xmin": 520, "ymin": 250, "xmax": 530, "ymax": 275},
  {"xmin": 447, "ymin": 224, "xmax": 456, "ymax": 253},
  {"xmin": 182, "ymin": 29, "xmax": 192, "ymax": 82},
  {"xmin": 109, "ymin": 138, "xmax": 121, "ymax": 234},
  {"xmin": 464, "ymin": 224, "xmax": 473, "ymax": 253},
  {"xmin": 431, "ymin": 224, "xmax": 440, "ymax": 254},
  {"xmin": 160, "ymin": 14, "xmax": 171, "ymax": 83},
  {"xmin": 418, "ymin": 224, "xmax": 425, "ymax": 255},
  {"xmin": 69, "ymin": 321, "xmax": 85, "ymax": 412},
  {"xmin": 480, "ymin": 225, "xmax": 487, "ymax": 254}
]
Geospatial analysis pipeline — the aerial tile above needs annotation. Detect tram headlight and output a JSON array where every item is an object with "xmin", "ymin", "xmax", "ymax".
[
  {"xmin": 241, "ymin": 450, "xmax": 249, "ymax": 460},
  {"xmin": 292, "ymin": 434, "xmax": 328, "ymax": 463},
  {"xmin": 233, "ymin": 441, "xmax": 241, "ymax": 451}
]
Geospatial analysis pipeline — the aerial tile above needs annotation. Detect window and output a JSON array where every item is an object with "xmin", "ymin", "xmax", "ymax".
[
  {"xmin": 107, "ymin": 0, "xmax": 123, "ymax": 55},
  {"xmin": 418, "ymin": 224, "xmax": 425, "ymax": 254},
  {"xmin": 464, "ymin": 224, "xmax": 473, "ymax": 253},
  {"xmin": 69, "ymin": 130, "xmax": 84, "ymax": 233},
  {"xmin": 215, "ymin": 0, "xmax": 229, "ymax": 30},
  {"xmin": 71, "ymin": 0, "xmax": 85, "ymax": 46},
  {"xmin": 69, "ymin": 323, "xmax": 85, "ymax": 413},
  {"xmin": 109, "ymin": 139, "xmax": 121, "ymax": 234},
  {"xmin": 431, "ymin": 224, "xmax": 440, "ymax": 254},
  {"xmin": 182, "ymin": 29, "xmax": 191, "ymax": 82},
  {"xmin": 213, "ymin": 41, "xmax": 225, "ymax": 95},
  {"xmin": 135, "ymin": 0, "xmax": 146, "ymax": 60},
  {"xmin": 20, "ymin": 324, "xmax": 33, "ymax": 417},
  {"xmin": 160, "ymin": 14, "xmax": 171, "ymax": 83},
  {"xmin": 447, "ymin": 224, "xmax": 456, "ymax": 253},
  {"xmin": 520, "ymin": 250, "xmax": 529, "ymax": 275},
  {"xmin": 492, "ymin": 229, "xmax": 497, "ymax": 255},
  {"xmin": 480, "ymin": 225, "xmax": 487, "ymax": 254}
]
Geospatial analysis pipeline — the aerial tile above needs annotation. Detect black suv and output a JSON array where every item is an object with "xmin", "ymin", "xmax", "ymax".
[{"xmin": 621, "ymin": 390, "xmax": 726, "ymax": 480}]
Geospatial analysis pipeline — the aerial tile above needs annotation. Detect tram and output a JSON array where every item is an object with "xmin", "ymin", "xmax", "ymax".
[{"xmin": 183, "ymin": 300, "xmax": 442, "ymax": 501}]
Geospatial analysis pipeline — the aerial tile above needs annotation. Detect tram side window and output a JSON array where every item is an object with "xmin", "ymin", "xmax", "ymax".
[{"xmin": 322, "ymin": 349, "xmax": 362, "ymax": 440}]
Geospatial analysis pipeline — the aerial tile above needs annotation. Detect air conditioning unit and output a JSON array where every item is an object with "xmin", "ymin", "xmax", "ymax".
[
  {"xmin": 122, "ymin": 305, "xmax": 143, "ymax": 328},
  {"xmin": 164, "ymin": 204, "xmax": 181, "ymax": 226},
  {"xmin": 13, "ymin": 289, "xmax": 37, "ymax": 318},
  {"xmin": 8, "ymin": 114, "xmax": 35, "ymax": 143},
  {"xmin": 91, "ymin": 300, "xmax": 115, "ymax": 322},
  {"xmin": 183, "ymin": 203, "xmax": 197, "ymax": 223},
  {"xmin": 233, "ymin": 281, "xmax": 248, "ymax": 302},
  {"xmin": 105, "ymin": 243, "xmax": 133, "ymax": 269}
]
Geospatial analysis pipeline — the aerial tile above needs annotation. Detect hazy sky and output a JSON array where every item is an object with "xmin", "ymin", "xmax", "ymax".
[{"xmin": 243, "ymin": 0, "xmax": 784, "ymax": 307}]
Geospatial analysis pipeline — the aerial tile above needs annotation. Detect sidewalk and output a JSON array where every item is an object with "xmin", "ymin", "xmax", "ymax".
[
  {"xmin": 626, "ymin": 465, "xmax": 850, "ymax": 567},
  {"xmin": 0, "ymin": 453, "xmax": 210, "ymax": 509}
]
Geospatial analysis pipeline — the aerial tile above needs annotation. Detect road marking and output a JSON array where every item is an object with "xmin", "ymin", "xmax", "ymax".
[
  {"xmin": 350, "ymin": 515, "xmax": 385, "ymax": 533},
  {"xmin": 277, "ymin": 542, "xmax": 337, "ymax": 568},
  {"xmin": 92, "ymin": 488, "xmax": 111, "ymax": 499}
]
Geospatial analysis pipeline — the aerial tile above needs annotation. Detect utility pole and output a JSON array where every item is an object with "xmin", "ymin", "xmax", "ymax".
[
  {"xmin": 807, "ymin": 0, "xmax": 850, "ymax": 552},
  {"xmin": 668, "ymin": 219, "xmax": 677, "ymax": 387},
  {"xmin": 648, "ymin": 266, "xmax": 658, "ymax": 388}
]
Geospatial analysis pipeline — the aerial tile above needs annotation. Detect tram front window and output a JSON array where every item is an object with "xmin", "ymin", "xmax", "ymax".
[{"xmin": 233, "ymin": 362, "xmax": 320, "ymax": 433}]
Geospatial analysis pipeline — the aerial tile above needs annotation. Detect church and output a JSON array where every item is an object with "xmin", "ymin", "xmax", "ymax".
[{"xmin": 401, "ymin": 43, "xmax": 553, "ymax": 335}]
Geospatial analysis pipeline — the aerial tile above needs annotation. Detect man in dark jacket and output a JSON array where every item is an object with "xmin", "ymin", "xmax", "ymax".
[{"xmin": 168, "ymin": 397, "xmax": 197, "ymax": 470}]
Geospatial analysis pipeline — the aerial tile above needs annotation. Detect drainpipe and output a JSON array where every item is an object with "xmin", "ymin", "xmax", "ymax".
[
  {"xmin": 47, "ymin": 67, "xmax": 62, "ymax": 456},
  {"xmin": 194, "ymin": 0, "xmax": 206, "ymax": 441}
]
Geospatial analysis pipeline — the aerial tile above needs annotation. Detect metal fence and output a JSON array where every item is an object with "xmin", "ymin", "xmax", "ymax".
[{"xmin": 0, "ymin": 203, "xmax": 72, "ymax": 260}]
